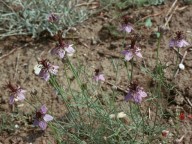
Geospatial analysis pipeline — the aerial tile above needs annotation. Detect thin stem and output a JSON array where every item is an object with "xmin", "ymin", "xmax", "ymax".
[{"xmin": 130, "ymin": 58, "xmax": 134, "ymax": 82}]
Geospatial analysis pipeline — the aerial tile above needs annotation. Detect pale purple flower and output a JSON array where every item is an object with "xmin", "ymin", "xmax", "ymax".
[
  {"xmin": 5, "ymin": 82, "xmax": 26, "ymax": 105},
  {"xmin": 51, "ymin": 42, "xmax": 75, "ymax": 58},
  {"xmin": 94, "ymin": 69, "xmax": 105, "ymax": 82},
  {"xmin": 33, "ymin": 105, "xmax": 53, "ymax": 130},
  {"xmin": 119, "ymin": 15, "xmax": 134, "ymax": 33},
  {"xmin": 122, "ymin": 39, "xmax": 142, "ymax": 61},
  {"xmin": 38, "ymin": 59, "xmax": 59, "ymax": 81},
  {"xmin": 120, "ymin": 24, "xmax": 134, "ymax": 33},
  {"xmin": 47, "ymin": 13, "xmax": 59, "ymax": 22},
  {"xmin": 125, "ymin": 82, "xmax": 147, "ymax": 103},
  {"xmin": 169, "ymin": 31, "xmax": 189, "ymax": 48}
]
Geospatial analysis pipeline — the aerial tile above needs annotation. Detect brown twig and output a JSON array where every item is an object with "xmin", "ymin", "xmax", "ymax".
[
  {"xmin": 136, "ymin": 11, "xmax": 165, "ymax": 23},
  {"xmin": 173, "ymin": 47, "xmax": 183, "ymax": 57},
  {"xmin": 174, "ymin": 50, "xmax": 187, "ymax": 78},
  {"xmin": 165, "ymin": 0, "xmax": 178, "ymax": 18},
  {"xmin": 105, "ymin": 81, "xmax": 128, "ymax": 94},
  {"xmin": 186, "ymin": 97, "xmax": 192, "ymax": 107},
  {"xmin": 0, "ymin": 44, "xmax": 29, "ymax": 63},
  {"xmin": 0, "ymin": 48, "xmax": 17, "ymax": 60},
  {"xmin": 164, "ymin": 0, "xmax": 178, "ymax": 28}
]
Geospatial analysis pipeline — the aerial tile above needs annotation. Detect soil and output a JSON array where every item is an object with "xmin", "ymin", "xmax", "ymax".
[{"xmin": 0, "ymin": 1, "xmax": 192, "ymax": 143}]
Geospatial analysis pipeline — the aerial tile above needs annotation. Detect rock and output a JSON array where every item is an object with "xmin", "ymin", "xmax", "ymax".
[
  {"xmin": 91, "ymin": 37, "xmax": 98, "ymax": 45},
  {"xmin": 174, "ymin": 94, "xmax": 184, "ymax": 105}
]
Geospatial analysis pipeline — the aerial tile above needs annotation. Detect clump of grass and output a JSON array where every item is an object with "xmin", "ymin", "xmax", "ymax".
[{"xmin": 0, "ymin": 0, "xmax": 88, "ymax": 39}]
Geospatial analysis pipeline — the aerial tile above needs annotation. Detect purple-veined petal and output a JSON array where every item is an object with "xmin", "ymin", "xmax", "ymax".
[
  {"xmin": 39, "ymin": 69, "xmax": 50, "ymax": 81},
  {"xmin": 51, "ymin": 48, "xmax": 65, "ymax": 58},
  {"xmin": 182, "ymin": 40, "xmax": 190, "ymax": 47},
  {"xmin": 9, "ymin": 95, "xmax": 15, "ymax": 104},
  {"xmin": 98, "ymin": 74, "xmax": 105, "ymax": 81},
  {"xmin": 176, "ymin": 39, "xmax": 189, "ymax": 48},
  {"xmin": 138, "ymin": 90, "xmax": 147, "ymax": 98},
  {"xmin": 43, "ymin": 114, "xmax": 53, "ymax": 122},
  {"xmin": 65, "ymin": 45, "xmax": 75, "ymax": 56},
  {"xmin": 49, "ymin": 65, "xmax": 59, "ymax": 75},
  {"xmin": 17, "ymin": 92, "xmax": 25, "ymax": 101},
  {"xmin": 20, "ymin": 89, "xmax": 27, "ymax": 93},
  {"xmin": 133, "ymin": 90, "xmax": 147, "ymax": 103},
  {"xmin": 94, "ymin": 76, "xmax": 100, "ymax": 82},
  {"xmin": 124, "ymin": 51, "xmax": 133, "ymax": 61},
  {"xmin": 39, "ymin": 121, "xmax": 47, "ymax": 130},
  {"xmin": 58, "ymin": 49, "xmax": 65, "ymax": 58},
  {"xmin": 120, "ymin": 24, "xmax": 133, "ymax": 33},
  {"xmin": 135, "ymin": 51, "xmax": 143, "ymax": 58},
  {"xmin": 124, "ymin": 25, "xmax": 133, "ymax": 33},
  {"xmin": 125, "ymin": 92, "xmax": 132, "ymax": 102},
  {"xmin": 133, "ymin": 93, "xmax": 143, "ymax": 103},
  {"xmin": 169, "ymin": 39, "xmax": 175, "ymax": 48},
  {"xmin": 40, "ymin": 105, "xmax": 48, "ymax": 114},
  {"xmin": 33, "ymin": 119, "xmax": 39, "ymax": 126}
]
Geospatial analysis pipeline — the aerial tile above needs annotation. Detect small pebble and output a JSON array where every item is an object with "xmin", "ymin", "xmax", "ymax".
[{"xmin": 179, "ymin": 63, "xmax": 185, "ymax": 70}]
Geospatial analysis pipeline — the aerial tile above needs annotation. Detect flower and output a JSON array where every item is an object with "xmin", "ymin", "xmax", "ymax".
[
  {"xmin": 122, "ymin": 38, "xmax": 142, "ymax": 61},
  {"xmin": 51, "ymin": 37, "xmax": 75, "ymax": 59},
  {"xmin": 120, "ymin": 24, "xmax": 134, "ymax": 33},
  {"xmin": 179, "ymin": 112, "xmax": 185, "ymax": 120},
  {"xmin": 162, "ymin": 130, "xmax": 169, "ymax": 137},
  {"xmin": 169, "ymin": 31, "xmax": 189, "ymax": 48},
  {"xmin": 33, "ymin": 105, "xmax": 53, "ymax": 130},
  {"xmin": 51, "ymin": 44, "xmax": 75, "ymax": 58},
  {"xmin": 125, "ymin": 81, "xmax": 147, "ymax": 103},
  {"xmin": 47, "ymin": 13, "xmax": 59, "ymax": 22},
  {"xmin": 38, "ymin": 59, "xmax": 59, "ymax": 81},
  {"xmin": 119, "ymin": 15, "xmax": 134, "ymax": 33},
  {"xmin": 5, "ymin": 82, "xmax": 26, "ymax": 105},
  {"xmin": 93, "ymin": 69, "xmax": 105, "ymax": 82}
]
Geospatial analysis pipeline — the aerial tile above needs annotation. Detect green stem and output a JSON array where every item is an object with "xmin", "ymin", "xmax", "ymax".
[
  {"xmin": 130, "ymin": 58, "xmax": 134, "ymax": 82},
  {"xmin": 156, "ymin": 33, "xmax": 161, "ymax": 65}
]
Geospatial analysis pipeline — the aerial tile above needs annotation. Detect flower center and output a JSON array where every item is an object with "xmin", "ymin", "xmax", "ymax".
[
  {"xmin": 36, "ymin": 111, "xmax": 43, "ymax": 120},
  {"xmin": 39, "ymin": 59, "xmax": 50, "ymax": 70},
  {"xmin": 175, "ymin": 31, "xmax": 183, "ymax": 40},
  {"xmin": 5, "ymin": 82, "xmax": 18, "ymax": 93}
]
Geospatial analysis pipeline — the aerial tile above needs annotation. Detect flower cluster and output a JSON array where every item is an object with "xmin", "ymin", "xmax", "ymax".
[{"xmin": 125, "ymin": 81, "xmax": 147, "ymax": 103}]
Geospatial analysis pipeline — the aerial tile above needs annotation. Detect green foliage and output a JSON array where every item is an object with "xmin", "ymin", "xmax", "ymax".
[
  {"xmin": 183, "ymin": 0, "xmax": 192, "ymax": 4},
  {"xmin": 0, "ymin": 0, "xmax": 88, "ymax": 38},
  {"xmin": 145, "ymin": 18, "xmax": 152, "ymax": 28}
]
